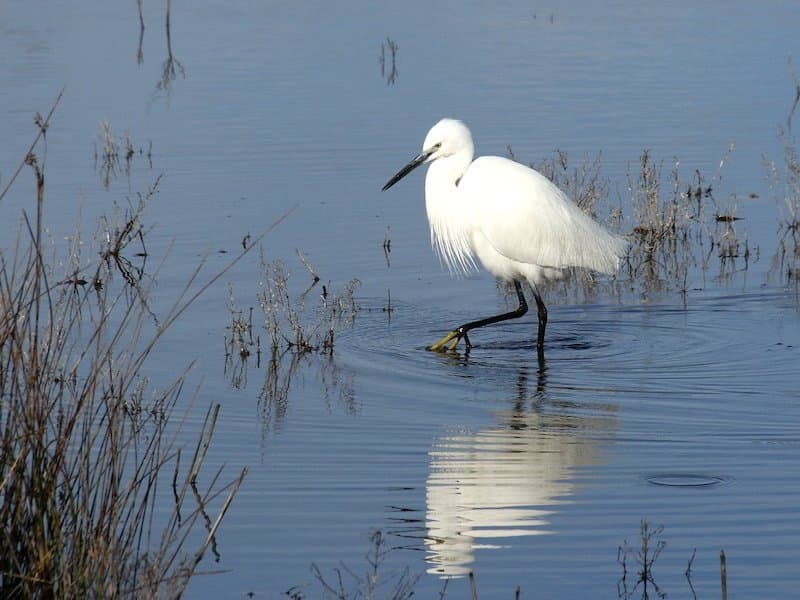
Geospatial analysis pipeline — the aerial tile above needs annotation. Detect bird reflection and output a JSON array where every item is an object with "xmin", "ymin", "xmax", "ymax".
[{"xmin": 423, "ymin": 357, "xmax": 615, "ymax": 576}]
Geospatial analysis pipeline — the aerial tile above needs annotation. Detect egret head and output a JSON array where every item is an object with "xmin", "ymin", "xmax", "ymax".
[
  {"xmin": 422, "ymin": 119, "xmax": 473, "ymax": 162},
  {"xmin": 382, "ymin": 118, "xmax": 474, "ymax": 191}
]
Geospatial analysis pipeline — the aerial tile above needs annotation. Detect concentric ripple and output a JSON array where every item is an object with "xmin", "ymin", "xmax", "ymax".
[{"xmin": 645, "ymin": 473, "xmax": 732, "ymax": 487}]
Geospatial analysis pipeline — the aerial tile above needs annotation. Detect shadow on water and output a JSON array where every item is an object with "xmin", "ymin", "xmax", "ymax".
[
  {"xmin": 371, "ymin": 344, "xmax": 618, "ymax": 578},
  {"xmin": 339, "ymin": 269, "xmax": 798, "ymax": 588},
  {"xmin": 256, "ymin": 351, "xmax": 358, "ymax": 438},
  {"xmin": 420, "ymin": 359, "xmax": 617, "ymax": 577},
  {"xmin": 224, "ymin": 348, "xmax": 359, "ymax": 439},
  {"xmin": 133, "ymin": 0, "xmax": 186, "ymax": 105},
  {"xmin": 155, "ymin": 0, "xmax": 186, "ymax": 98}
]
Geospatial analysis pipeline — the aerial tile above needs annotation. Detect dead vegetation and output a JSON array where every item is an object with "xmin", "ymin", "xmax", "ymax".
[
  {"xmin": 310, "ymin": 530, "xmax": 420, "ymax": 600},
  {"xmin": 765, "ymin": 66, "xmax": 800, "ymax": 291},
  {"xmin": 223, "ymin": 251, "xmax": 361, "ymax": 433},
  {"xmin": 0, "ymin": 93, "xmax": 250, "ymax": 597},
  {"xmin": 94, "ymin": 119, "xmax": 153, "ymax": 190},
  {"xmin": 520, "ymin": 138, "xmax": 754, "ymax": 300},
  {"xmin": 224, "ymin": 251, "xmax": 359, "ymax": 365}
]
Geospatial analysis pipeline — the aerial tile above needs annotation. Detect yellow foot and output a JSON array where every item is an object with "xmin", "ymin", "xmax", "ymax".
[{"xmin": 427, "ymin": 330, "xmax": 461, "ymax": 352}]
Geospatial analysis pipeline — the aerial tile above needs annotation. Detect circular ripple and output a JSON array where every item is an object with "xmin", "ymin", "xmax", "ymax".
[
  {"xmin": 339, "ymin": 288, "xmax": 799, "ymax": 404},
  {"xmin": 645, "ymin": 473, "xmax": 731, "ymax": 488}
]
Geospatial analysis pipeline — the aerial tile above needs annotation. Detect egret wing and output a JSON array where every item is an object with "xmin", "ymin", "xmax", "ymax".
[{"xmin": 462, "ymin": 156, "xmax": 625, "ymax": 274}]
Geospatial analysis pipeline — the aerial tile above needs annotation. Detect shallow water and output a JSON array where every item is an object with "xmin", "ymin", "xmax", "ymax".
[{"xmin": 2, "ymin": 1, "xmax": 800, "ymax": 598}]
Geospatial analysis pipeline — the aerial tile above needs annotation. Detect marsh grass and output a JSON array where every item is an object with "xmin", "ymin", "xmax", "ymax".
[
  {"xmin": 533, "ymin": 147, "xmax": 609, "ymax": 217},
  {"xmin": 224, "ymin": 251, "xmax": 360, "ymax": 362},
  {"xmin": 625, "ymin": 150, "xmax": 698, "ymax": 294},
  {"xmin": 525, "ymin": 140, "xmax": 756, "ymax": 300},
  {"xmin": 617, "ymin": 520, "xmax": 667, "ymax": 600},
  {"xmin": 299, "ymin": 520, "xmax": 730, "ymax": 600},
  {"xmin": 94, "ymin": 120, "xmax": 152, "ymax": 190},
  {"xmin": 223, "ymin": 252, "xmax": 360, "ymax": 436},
  {"xmin": 311, "ymin": 530, "xmax": 420, "ymax": 600},
  {"xmin": 765, "ymin": 94, "xmax": 800, "ymax": 291},
  {"xmin": 0, "ymin": 97, "xmax": 251, "ymax": 597},
  {"xmin": 625, "ymin": 146, "xmax": 758, "ymax": 294},
  {"xmin": 256, "ymin": 251, "xmax": 360, "ymax": 356}
]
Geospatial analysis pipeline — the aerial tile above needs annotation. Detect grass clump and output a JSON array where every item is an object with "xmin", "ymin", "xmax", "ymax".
[
  {"xmin": 222, "ymin": 251, "xmax": 360, "ymax": 435},
  {"xmin": 309, "ymin": 530, "xmax": 419, "ymax": 600},
  {"xmin": 257, "ymin": 253, "xmax": 360, "ymax": 356},
  {"xmin": 766, "ymin": 68, "xmax": 800, "ymax": 289},
  {"xmin": 1, "ymin": 94, "xmax": 246, "ymax": 597},
  {"xmin": 535, "ymin": 147, "xmax": 609, "ymax": 217},
  {"xmin": 225, "ymin": 249, "xmax": 360, "ymax": 364}
]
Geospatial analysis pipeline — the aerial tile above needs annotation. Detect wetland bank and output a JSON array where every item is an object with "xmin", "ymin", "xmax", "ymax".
[{"xmin": 2, "ymin": 2, "xmax": 800, "ymax": 598}]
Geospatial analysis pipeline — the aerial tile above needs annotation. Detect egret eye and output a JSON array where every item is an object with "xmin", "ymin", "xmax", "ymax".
[{"xmin": 426, "ymin": 142, "xmax": 442, "ymax": 156}]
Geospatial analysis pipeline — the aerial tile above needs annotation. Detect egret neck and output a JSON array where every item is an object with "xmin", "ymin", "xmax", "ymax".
[{"xmin": 425, "ymin": 146, "xmax": 476, "ymax": 277}]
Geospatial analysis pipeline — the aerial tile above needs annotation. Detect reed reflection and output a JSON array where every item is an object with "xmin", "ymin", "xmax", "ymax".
[{"xmin": 424, "ymin": 360, "xmax": 616, "ymax": 576}]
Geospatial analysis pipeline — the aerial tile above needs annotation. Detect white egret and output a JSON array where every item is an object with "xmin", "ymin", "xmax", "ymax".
[{"xmin": 382, "ymin": 118, "xmax": 627, "ymax": 353}]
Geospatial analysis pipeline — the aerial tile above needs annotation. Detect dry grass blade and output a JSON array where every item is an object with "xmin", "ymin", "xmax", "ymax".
[
  {"xmin": 0, "ymin": 87, "xmax": 64, "ymax": 203},
  {"xmin": 0, "ymin": 92, "xmax": 286, "ymax": 597}
]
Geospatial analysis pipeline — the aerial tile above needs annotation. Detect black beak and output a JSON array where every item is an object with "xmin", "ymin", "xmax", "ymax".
[{"xmin": 381, "ymin": 148, "xmax": 435, "ymax": 191}]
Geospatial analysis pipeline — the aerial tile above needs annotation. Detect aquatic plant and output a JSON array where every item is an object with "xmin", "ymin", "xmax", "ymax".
[
  {"xmin": 311, "ymin": 530, "xmax": 420, "ymax": 600},
  {"xmin": 617, "ymin": 519, "xmax": 667, "ymax": 600},
  {"xmin": 223, "ymin": 253, "xmax": 360, "ymax": 433},
  {"xmin": 531, "ymin": 147, "xmax": 609, "ymax": 217},
  {"xmin": 255, "ymin": 251, "xmax": 360, "ymax": 356},
  {"xmin": 765, "ymin": 70, "xmax": 800, "ymax": 290},
  {"xmin": 0, "ymin": 93, "xmax": 247, "ymax": 597},
  {"xmin": 526, "ymin": 142, "xmax": 752, "ymax": 298},
  {"xmin": 93, "ymin": 119, "xmax": 152, "ymax": 190}
]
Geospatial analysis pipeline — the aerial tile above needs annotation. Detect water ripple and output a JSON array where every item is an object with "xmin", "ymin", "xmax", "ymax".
[{"xmin": 645, "ymin": 473, "xmax": 732, "ymax": 487}]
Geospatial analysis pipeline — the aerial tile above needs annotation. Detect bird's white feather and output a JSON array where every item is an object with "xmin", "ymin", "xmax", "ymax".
[
  {"xmin": 405, "ymin": 118, "xmax": 627, "ymax": 286},
  {"xmin": 381, "ymin": 118, "xmax": 626, "ymax": 349},
  {"xmin": 462, "ymin": 156, "xmax": 627, "ymax": 279},
  {"xmin": 425, "ymin": 152, "xmax": 479, "ymax": 276}
]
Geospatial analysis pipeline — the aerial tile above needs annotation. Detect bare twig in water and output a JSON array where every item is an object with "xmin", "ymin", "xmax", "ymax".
[
  {"xmin": 0, "ymin": 87, "xmax": 64, "ymax": 203},
  {"xmin": 720, "ymin": 550, "xmax": 727, "ymax": 600},
  {"xmin": 295, "ymin": 248, "xmax": 321, "ymax": 286},
  {"xmin": 136, "ymin": 0, "xmax": 145, "ymax": 64},
  {"xmin": 617, "ymin": 519, "xmax": 667, "ymax": 600},
  {"xmin": 685, "ymin": 548, "xmax": 697, "ymax": 600},
  {"xmin": 787, "ymin": 56, "xmax": 800, "ymax": 132},
  {"xmin": 311, "ymin": 530, "xmax": 419, "ymax": 599},
  {"xmin": 155, "ymin": 0, "xmax": 186, "ymax": 99},
  {"xmin": 383, "ymin": 225, "xmax": 392, "ymax": 267},
  {"xmin": 379, "ymin": 37, "xmax": 399, "ymax": 85}
]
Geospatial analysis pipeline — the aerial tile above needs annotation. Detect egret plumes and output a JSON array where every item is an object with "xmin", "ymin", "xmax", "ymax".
[{"xmin": 382, "ymin": 118, "xmax": 627, "ymax": 353}]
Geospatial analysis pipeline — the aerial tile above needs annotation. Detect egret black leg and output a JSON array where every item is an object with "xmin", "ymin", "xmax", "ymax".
[
  {"xmin": 459, "ymin": 280, "xmax": 529, "ymax": 332},
  {"xmin": 530, "ymin": 284, "xmax": 548, "ymax": 350},
  {"xmin": 428, "ymin": 280, "xmax": 533, "ymax": 352}
]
